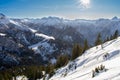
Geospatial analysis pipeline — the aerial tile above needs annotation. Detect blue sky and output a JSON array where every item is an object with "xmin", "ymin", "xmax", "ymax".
[{"xmin": 0, "ymin": 0, "xmax": 120, "ymax": 19}]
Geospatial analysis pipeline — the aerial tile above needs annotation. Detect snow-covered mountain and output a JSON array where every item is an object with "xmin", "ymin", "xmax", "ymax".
[
  {"xmin": 50, "ymin": 37, "xmax": 120, "ymax": 80},
  {"xmin": 14, "ymin": 16, "xmax": 120, "ymax": 44},
  {"xmin": 0, "ymin": 13, "xmax": 120, "ymax": 69},
  {"xmin": 0, "ymin": 14, "xmax": 81, "ymax": 68}
]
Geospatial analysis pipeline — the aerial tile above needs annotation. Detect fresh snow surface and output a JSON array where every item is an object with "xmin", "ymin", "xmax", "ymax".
[
  {"xmin": 29, "ymin": 28, "xmax": 37, "ymax": 33},
  {"xmin": 15, "ymin": 75, "xmax": 28, "ymax": 80},
  {"xmin": 0, "ymin": 33, "xmax": 6, "ymax": 36},
  {"xmin": 50, "ymin": 37, "xmax": 120, "ymax": 80},
  {"xmin": 35, "ymin": 33, "xmax": 55, "ymax": 40}
]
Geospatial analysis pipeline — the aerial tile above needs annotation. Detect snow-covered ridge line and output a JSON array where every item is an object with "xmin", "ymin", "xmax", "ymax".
[
  {"xmin": 29, "ymin": 28, "xmax": 37, "ymax": 33},
  {"xmin": 50, "ymin": 37, "xmax": 120, "ymax": 80},
  {"xmin": 12, "ymin": 16, "xmax": 120, "ymax": 21},
  {"xmin": 0, "ymin": 33, "xmax": 6, "ymax": 36},
  {"xmin": 1, "ymin": 13, "xmax": 120, "ymax": 45},
  {"xmin": 35, "ymin": 33, "xmax": 55, "ymax": 40}
]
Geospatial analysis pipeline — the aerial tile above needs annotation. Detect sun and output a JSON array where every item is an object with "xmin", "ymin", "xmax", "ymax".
[
  {"xmin": 78, "ymin": 0, "xmax": 91, "ymax": 8},
  {"xmin": 81, "ymin": 0, "xmax": 90, "ymax": 5}
]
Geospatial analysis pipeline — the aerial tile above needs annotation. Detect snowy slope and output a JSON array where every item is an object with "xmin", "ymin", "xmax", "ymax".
[
  {"xmin": 35, "ymin": 33, "xmax": 55, "ymax": 40},
  {"xmin": 28, "ymin": 33, "xmax": 56, "ymax": 61},
  {"xmin": 50, "ymin": 37, "xmax": 120, "ymax": 80},
  {"xmin": 0, "ymin": 13, "xmax": 30, "ymax": 31},
  {"xmin": 28, "ymin": 40, "xmax": 55, "ymax": 54},
  {"xmin": 28, "ymin": 33, "xmax": 55, "ymax": 53}
]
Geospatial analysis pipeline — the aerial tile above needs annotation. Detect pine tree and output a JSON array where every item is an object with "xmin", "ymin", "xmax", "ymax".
[
  {"xmin": 105, "ymin": 36, "xmax": 110, "ymax": 42},
  {"xmin": 95, "ymin": 67, "xmax": 99, "ymax": 73},
  {"xmin": 0, "ymin": 74, "xmax": 4, "ymax": 80},
  {"xmin": 110, "ymin": 35, "xmax": 113, "ymax": 40},
  {"xmin": 113, "ymin": 30, "xmax": 119, "ymax": 39},
  {"xmin": 49, "ymin": 64, "xmax": 55, "ymax": 77},
  {"xmin": 71, "ymin": 44, "xmax": 83, "ymax": 60},
  {"xmin": 55, "ymin": 54, "xmax": 69, "ymax": 68},
  {"xmin": 92, "ymin": 70, "xmax": 95, "ymax": 78},
  {"xmin": 95, "ymin": 33, "xmax": 102, "ymax": 46},
  {"xmin": 83, "ymin": 39, "xmax": 89, "ymax": 51}
]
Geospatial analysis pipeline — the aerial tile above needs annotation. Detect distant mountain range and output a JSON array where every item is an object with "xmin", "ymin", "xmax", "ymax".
[{"xmin": 0, "ymin": 13, "xmax": 120, "ymax": 69}]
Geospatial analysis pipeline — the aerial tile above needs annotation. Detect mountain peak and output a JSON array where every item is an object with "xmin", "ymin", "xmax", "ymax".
[{"xmin": 112, "ymin": 16, "xmax": 119, "ymax": 20}]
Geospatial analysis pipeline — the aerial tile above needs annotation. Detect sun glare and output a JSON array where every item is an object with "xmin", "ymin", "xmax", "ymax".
[{"xmin": 78, "ymin": 0, "xmax": 90, "ymax": 8}]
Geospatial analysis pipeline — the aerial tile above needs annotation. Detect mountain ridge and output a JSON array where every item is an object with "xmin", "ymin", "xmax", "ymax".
[
  {"xmin": 50, "ymin": 37, "xmax": 120, "ymax": 80},
  {"xmin": 0, "ymin": 13, "xmax": 120, "ymax": 69}
]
